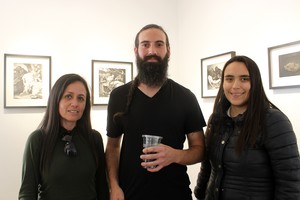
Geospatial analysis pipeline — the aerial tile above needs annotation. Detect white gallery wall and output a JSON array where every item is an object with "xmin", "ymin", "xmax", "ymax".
[{"xmin": 0, "ymin": 0, "xmax": 299, "ymax": 199}]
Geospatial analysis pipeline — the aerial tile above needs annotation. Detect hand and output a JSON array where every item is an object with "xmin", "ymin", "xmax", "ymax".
[
  {"xmin": 140, "ymin": 144, "xmax": 178, "ymax": 172},
  {"xmin": 110, "ymin": 185, "xmax": 124, "ymax": 200}
]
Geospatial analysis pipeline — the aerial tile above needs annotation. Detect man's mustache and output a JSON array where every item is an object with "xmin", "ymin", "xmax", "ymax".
[{"xmin": 144, "ymin": 55, "xmax": 162, "ymax": 62}]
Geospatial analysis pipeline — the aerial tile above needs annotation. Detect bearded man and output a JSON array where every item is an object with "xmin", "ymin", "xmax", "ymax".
[{"xmin": 105, "ymin": 24, "xmax": 206, "ymax": 200}]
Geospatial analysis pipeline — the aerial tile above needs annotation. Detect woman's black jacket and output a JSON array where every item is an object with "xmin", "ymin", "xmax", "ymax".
[{"xmin": 194, "ymin": 108, "xmax": 300, "ymax": 200}]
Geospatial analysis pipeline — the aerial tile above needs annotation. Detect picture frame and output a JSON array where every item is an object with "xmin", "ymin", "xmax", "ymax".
[
  {"xmin": 268, "ymin": 40, "xmax": 300, "ymax": 89},
  {"xmin": 92, "ymin": 60, "xmax": 133, "ymax": 105},
  {"xmin": 4, "ymin": 54, "xmax": 51, "ymax": 108},
  {"xmin": 201, "ymin": 51, "xmax": 236, "ymax": 98}
]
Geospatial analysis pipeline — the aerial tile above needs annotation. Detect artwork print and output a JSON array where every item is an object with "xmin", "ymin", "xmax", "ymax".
[
  {"xmin": 278, "ymin": 51, "xmax": 300, "ymax": 77},
  {"xmin": 14, "ymin": 63, "xmax": 43, "ymax": 99},
  {"xmin": 207, "ymin": 62, "xmax": 223, "ymax": 90},
  {"xmin": 98, "ymin": 67, "xmax": 126, "ymax": 97}
]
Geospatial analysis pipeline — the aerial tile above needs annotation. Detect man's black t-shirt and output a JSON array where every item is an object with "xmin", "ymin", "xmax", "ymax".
[{"xmin": 107, "ymin": 79, "xmax": 206, "ymax": 200}]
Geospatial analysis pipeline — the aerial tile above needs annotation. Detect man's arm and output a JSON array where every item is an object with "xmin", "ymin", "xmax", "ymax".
[
  {"xmin": 141, "ymin": 130, "xmax": 205, "ymax": 172},
  {"xmin": 177, "ymin": 130, "xmax": 205, "ymax": 164},
  {"xmin": 105, "ymin": 136, "xmax": 124, "ymax": 200}
]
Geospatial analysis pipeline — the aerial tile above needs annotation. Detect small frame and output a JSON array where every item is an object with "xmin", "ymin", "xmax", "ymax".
[
  {"xmin": 201, "ymin": 51, "xmax": 236, "ymax": 98},
  {"xmin": 268, "ymin": 40, "xmax": 300, "ymax": 89},
  {"xmin": 4, "ymin": 54, "xmax": 51, "ymax": 108},
  {"xmin": 92, "ymin": 60, "xmax": 133, "ymax": 105}
]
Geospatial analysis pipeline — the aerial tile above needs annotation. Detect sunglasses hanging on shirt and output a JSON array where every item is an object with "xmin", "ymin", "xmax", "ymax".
[{"xmin": 62, "ymin": 134, "xmax": 77, "ymax": 157}]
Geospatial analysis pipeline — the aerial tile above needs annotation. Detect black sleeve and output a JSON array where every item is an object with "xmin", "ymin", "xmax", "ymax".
[
  {"xmin": 93, "ymin": 130, "xmax": 110, "ymax": 200},
  {"xmin": 19, "ymin": 130, "xmax": 42, "ymax": 200},
  {"xmin": 106, "ymin": 83, "xmax": 131, "ymax": 137},
  {"xmin": 264, "ymin": 109, "xmax": 300, "ymax": 199},
  {"xmin": 194, "ymin": 141, "xmax": 211, "ymax": 199}
]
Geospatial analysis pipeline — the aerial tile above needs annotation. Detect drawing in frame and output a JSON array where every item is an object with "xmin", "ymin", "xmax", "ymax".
[
  {"xmin": 4, "ymin": 54, "xmax": 51, "ymax": 108},
  {"xmin": 201, "ymin": 51, "xmax": 236, "ymax": 98},
  {"xmin": 92, "ymin": 60, "xmax": 133, "ymax": 105},
  {"xmin": 268, "ymin": 40, "xmax": 300, "ymax": 89}
]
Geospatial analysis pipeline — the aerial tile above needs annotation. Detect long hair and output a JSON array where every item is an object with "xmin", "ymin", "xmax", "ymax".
[
  {"xmin": 209, "ymin": 56, "xmax": 278, "ymax": 153},
  {"xmin": 114, "ymin": 24, "xmax": 170, "ymax": 119},
  {"xmin": 39, "ymin": 74, "xmax": 98, "ymax": 173}
]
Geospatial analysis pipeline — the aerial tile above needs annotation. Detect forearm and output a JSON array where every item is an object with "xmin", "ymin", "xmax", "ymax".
[
  {"xmin": 105, "ymin": 138, "xmax": 121, "ymax": 190},
  {"xmin": 176, "ymin": 131, "xmax": 205, "ymax": 165},
  {"xmin": 174, "ymin": 144, "xmax": 204, "ymax": 165}
]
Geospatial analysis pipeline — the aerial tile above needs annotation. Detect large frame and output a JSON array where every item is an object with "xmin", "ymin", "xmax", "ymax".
[
  {"xmin": 4, "ymin": 54, "xmax": 51, "ymax": 108},
  {"xmin": 201, "ymin": 51, "xmax": 236, "ymax": 98},
  {"xmin": 268, "ymin": 40, "xmax": 300, "ymax": 89},
  {"xmin": 92, "ymin": 60, "xmax": 133, "ymax": 105}
]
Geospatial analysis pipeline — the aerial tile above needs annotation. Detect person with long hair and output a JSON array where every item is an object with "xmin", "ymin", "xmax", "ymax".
[
  {"xmin": 194, "ymin": 56, "xmax": 300, "ymax": 200},
  {"xmin": 105, "ymin": 24, "xmax": 206, "ymax": 200},
  {"xmin": 19, "ymin": 74, "xmax": 109, "ymax": 200}
]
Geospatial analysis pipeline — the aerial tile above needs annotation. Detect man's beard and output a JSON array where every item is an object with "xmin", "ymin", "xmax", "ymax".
[{"xmin": 136, "ymin": 54, "xmax": 169, "ymax": 87}]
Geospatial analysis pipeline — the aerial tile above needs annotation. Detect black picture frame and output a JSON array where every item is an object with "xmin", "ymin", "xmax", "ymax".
[
  {"xmin": 268, "ymin": 40, "xmax": 300, "ymax": 89},
  {"xmin": 92, "ymin": 60, "xmax": 133, "ymax": 105},
  {"xmin": 4, "ymin": 54, "xmax": 51, "ymax": 108}
]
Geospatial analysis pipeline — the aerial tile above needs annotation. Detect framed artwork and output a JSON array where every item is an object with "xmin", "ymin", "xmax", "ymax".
[
  {"xmin": 92, "ymin": 60, "xmax": 133, "ymax": 105},
  {"xmin": 4, "ymin": 54, "xmax": 51, "ymax": 108},
  {"xmin": 268, "ymin": 40, "xmax": 300, "ymax": 89},
  {"xmin": 201, "ymin": 51, "xmax": 236, "ymax": 98}
]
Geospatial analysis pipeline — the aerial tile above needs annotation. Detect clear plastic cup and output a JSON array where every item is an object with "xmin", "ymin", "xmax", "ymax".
[{"xmin": 142, "ymin": 135, "xmax": 163, "ymax": 169}]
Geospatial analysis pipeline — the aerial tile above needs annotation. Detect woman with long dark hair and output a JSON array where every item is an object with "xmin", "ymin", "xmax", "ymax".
[
  {"xmin": 194, "ymin": 56, "xmax": 300, "ymax": 200},
  {"xmin": 19, "ymin": 74, "xmax": 109, "ymax": 200}
]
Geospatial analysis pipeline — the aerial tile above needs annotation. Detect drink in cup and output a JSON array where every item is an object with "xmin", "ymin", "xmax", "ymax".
[{"xmin": 142, "ymin": 134, "xmax": 163, "ymax": 169}]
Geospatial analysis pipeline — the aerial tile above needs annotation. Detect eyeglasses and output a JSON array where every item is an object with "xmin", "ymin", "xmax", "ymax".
[{"xmin": 62, "ymin": 135, "xmax": 77, "ymax": 157}]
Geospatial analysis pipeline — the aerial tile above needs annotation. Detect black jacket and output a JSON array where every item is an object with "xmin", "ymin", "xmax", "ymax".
[{"xmin": 194, "ymin": 108, "xmax": 300, "ymax": 200}]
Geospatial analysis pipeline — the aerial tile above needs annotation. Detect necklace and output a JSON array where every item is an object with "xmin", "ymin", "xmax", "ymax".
[{"xmin": 227, "ymin": 107, "xmax": 231, "ymax": 117}]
